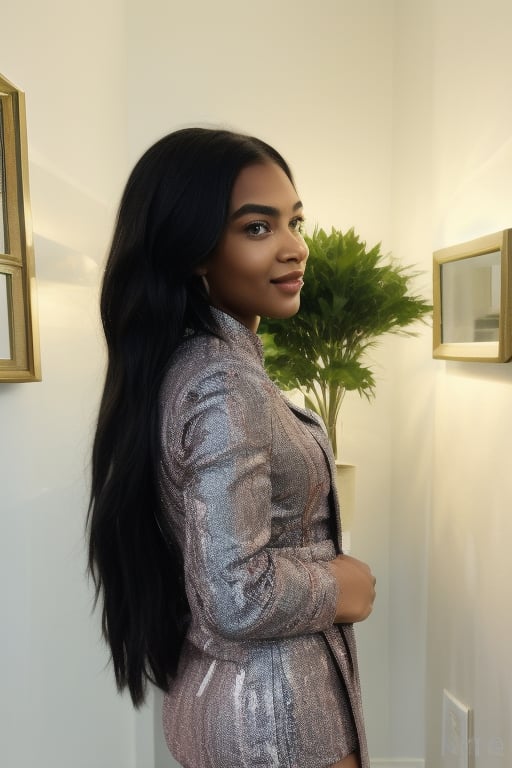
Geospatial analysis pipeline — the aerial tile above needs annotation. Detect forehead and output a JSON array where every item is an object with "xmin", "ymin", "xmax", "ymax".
[{"xmin": 229, "ymin": 162, "xmax": 298, "ymax": 211}]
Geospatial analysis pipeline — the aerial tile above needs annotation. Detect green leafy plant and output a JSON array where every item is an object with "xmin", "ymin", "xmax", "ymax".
[{"xmin": 259, "ymin": 227, "xmax": 432, "ymax": 457}]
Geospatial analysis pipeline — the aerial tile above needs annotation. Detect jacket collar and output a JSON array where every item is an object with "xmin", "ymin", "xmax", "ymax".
[
  {"xmin": 210, "ymin": 307, "xmax": 265, "ymax": 365},
  {"xmin": 211, "ymin": 308, "xmax": 325, "ymax": 431}
]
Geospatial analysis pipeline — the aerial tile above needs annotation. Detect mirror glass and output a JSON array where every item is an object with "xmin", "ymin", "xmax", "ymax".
[
  {"xmin": 0, "ymin": 272, "xmax": 11, "ymax": 359},
  {"xmin": 440, "ymin": 250, "xmax": 501, "ymax": 343}
]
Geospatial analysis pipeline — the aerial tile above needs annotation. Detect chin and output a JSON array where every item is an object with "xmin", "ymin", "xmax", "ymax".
[
  {"xmin": 264, "ymin": 299, "xmax": 301, "ymax": 320},
  {"xmin": 278, "ymin": 304, "xmax": 301, "ymax": 319}
]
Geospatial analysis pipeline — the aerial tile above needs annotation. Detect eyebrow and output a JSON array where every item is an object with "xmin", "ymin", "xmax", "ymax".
[{"xmin": 230, "ymin": 200, "xmax": 303, "ymax": 221}]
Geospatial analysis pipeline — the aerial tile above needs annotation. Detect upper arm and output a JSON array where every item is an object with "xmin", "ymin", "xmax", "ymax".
[{"xmin": 168, "ymin": 364, "xmax": 337, "ymax": 640}]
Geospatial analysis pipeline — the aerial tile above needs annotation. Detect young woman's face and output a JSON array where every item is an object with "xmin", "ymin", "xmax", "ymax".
[{"xmin": 202, "ymin": 162, "xmax": 308, "ymax": 332}]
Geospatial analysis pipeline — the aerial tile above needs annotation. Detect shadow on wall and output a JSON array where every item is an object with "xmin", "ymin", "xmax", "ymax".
[
  {"xmin": 29, "ymin": 154, "xmax": 116, "ymax": 282},
  {"xmin": 153, "ymin": 688, "xmax": 181, "ymax": 768},
  {"xmin": 34, "ymin": 233, "xmax": 99, "ymax": 286}
]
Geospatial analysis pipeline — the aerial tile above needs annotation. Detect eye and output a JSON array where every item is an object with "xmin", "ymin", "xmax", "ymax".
[
  {"xmin": 244, "ymin": 221, "xmax": 271, "ymax": 237},
  {"xmin": 290, "ymin": 216, "xmax": 306, "ymax": 235}
]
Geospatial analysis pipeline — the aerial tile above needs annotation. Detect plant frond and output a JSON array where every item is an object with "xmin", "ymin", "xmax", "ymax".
[{"xmin": 259, "ymin": 226, "xmax": 431, "ymax": 431}]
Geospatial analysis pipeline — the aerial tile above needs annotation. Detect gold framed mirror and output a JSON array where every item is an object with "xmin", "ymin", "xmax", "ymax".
[
  {"xmin": 433, "ymin": 229, "xmax": 512, "ymax": 363},
  {"xmin": 0, "ymin": 73, "xmax": 40, "ymax": 382}
]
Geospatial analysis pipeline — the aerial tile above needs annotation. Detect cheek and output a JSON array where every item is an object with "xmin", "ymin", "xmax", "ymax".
[
  {"xmin": 222, "ymin": 252, "xmax": 269, "ymax": 283},
  {"xmin": 209, "ymin": 236, "xmax": 273, "ymax": 286},
  {"xmin": 208, "ymin": 258, "xmax": 255, "ymax": 294}
]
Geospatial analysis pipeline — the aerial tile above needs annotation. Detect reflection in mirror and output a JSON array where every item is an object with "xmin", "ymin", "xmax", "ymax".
[
  {"xmin": 0, "ymin": 272, "xmax": 11, "ymax": 359},
  {"xmin": 441, "ymin": 250, "xmax": 501, "ymax": 343}
]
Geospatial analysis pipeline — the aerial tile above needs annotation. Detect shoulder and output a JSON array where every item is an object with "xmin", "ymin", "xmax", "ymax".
[
  {"xmin": 159, "ymin": 334, "xmax": 274, "ymax": 465},
  {"xmin": 160, "ymin": 332, "xmax": 273, "ymax": 422}
]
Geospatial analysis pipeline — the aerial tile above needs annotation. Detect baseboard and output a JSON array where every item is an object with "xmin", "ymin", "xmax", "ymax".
[{"xmin": 370, "ymin": 760, "xmax": 425, "ymax": 768}]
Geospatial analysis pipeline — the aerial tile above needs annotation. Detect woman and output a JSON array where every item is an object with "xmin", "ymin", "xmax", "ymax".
[{"xmin": 88, "ymin": 128, "xmax": 376, "ymax": 768}]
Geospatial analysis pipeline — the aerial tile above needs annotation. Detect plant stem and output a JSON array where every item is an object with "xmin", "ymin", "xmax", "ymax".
[{"xmin": 326, "ymin": 384, "xmax": 345, "ymax": 460}]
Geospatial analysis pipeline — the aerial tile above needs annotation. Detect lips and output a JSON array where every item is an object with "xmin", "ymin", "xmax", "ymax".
[
  {"xmin": 270, "ymin": 270, "xmax": 304, "ymax": 295},
  {"xmin": 270, "ymin": 271, "xmax": 304, "ymax": 284}
]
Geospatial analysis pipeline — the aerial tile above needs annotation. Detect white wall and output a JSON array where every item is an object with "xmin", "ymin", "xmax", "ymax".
[
  {"xmin": 392, "ymin": 1, "xmax": 512, "ymax": 766},
  {"xmin": 387, "ymin": 0, "xmax": 435, "ymax": 761},
  {"xmin": 0, "ymin": 2, "xmax": 139, "ymax": 767},
  {"xmin": 428, "ymin": 1, "xmax": 512, "ymax": 765}
]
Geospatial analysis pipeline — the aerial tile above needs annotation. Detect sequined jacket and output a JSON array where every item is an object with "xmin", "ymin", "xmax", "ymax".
[{"xmin": 159, "ymin": 310, "xmax": 369, "ymax": 768}]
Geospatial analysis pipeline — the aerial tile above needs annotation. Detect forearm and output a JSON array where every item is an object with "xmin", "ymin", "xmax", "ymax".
[{"xmin": 187, "ymin": 547, "xmax": 338, "ymax": 640}]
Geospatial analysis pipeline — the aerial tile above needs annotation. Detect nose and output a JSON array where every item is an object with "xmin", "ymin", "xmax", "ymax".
[{"xmin": 278, "ymin": 230, "xmax": 309, "ymax": 264}]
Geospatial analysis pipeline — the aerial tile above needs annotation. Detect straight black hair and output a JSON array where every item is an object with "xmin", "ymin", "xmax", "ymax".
[{"xmin": 87, "ymin": 127, "xmax": 294, "ymax": 706}]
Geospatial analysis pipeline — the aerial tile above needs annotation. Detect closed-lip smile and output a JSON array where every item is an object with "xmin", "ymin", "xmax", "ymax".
[{"xmin": 270, "ymin": 270, "xmax": 304, "ymax": 284}]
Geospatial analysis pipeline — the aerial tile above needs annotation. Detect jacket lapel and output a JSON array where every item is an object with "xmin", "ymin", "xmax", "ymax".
[{"xmin": 283, "ymin": 397, "xmax": 343, "ymax": 553}]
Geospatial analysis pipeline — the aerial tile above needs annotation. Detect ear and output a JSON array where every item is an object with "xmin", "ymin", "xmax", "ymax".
[{"xmin": 194, "ymin": 265, "xmax": 208, "ymax": 276}]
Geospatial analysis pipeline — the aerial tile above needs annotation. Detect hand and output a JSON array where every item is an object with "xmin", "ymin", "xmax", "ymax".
[{"xmin": 326, "ymin": 555, "xmax": 376, "ymax": 624}]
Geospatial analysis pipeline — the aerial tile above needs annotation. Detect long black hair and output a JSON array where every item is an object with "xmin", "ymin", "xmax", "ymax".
[{"xmin": 87, "ymin": 128, "xmax": 294, "ymax": 707}]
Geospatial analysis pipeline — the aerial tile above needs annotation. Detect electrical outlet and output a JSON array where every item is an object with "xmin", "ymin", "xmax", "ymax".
[{"xmin": 442, "ymin": 689, "xmax": 471, "ymax": 768}]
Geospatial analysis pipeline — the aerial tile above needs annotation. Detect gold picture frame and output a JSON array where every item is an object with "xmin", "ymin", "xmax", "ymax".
[
  {"xmin": 433, "ymin": 229, "xmax": 512, "ymax": 363},
  {"xmin": 0, "ymin": 73, "xmax": 40, "ymax": 382}
]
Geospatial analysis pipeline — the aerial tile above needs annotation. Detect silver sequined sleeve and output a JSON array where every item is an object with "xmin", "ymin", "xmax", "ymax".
[{"xmin": 170, "ymin": 362, "xmax": 338, "ymax": 641}]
